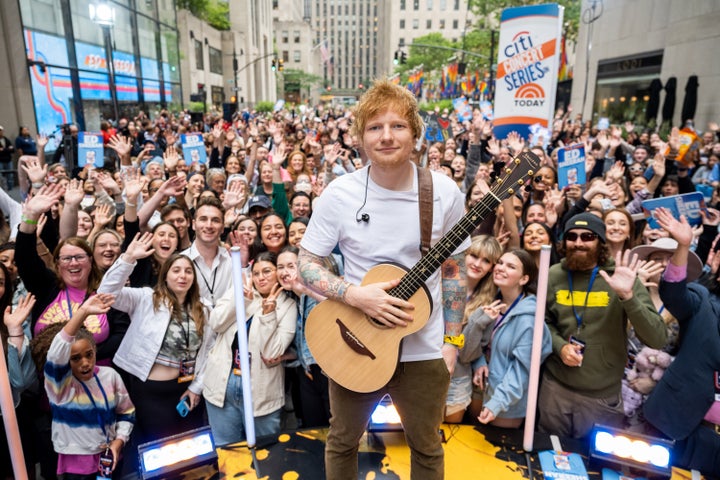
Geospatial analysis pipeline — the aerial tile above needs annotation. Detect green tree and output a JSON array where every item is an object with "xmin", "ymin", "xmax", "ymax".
[
  {"xmin": 395, "ymin": 33, "xmax": 456, "ymax": 76},
  {"xmin": 282, "ymin": 69, "xmax": 323, "ymax": 91},
  {"xmin": 177, "ymin": 0, "xmax": 230, "ymax": 31},
  {"xmin": 468, "ymin": 0, "xmax": 580, "ymax": 41}
]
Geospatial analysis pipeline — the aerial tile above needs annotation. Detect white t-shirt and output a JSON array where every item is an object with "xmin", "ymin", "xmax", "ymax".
[{"xmin": 301, "ymin": 163, "xmax": 470, "ymax": 362}]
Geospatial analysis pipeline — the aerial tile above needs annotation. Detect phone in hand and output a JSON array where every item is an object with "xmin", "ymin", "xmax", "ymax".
[{"xmin": 176, "ymin": 397, "xmax": 191, "ymax": 417}]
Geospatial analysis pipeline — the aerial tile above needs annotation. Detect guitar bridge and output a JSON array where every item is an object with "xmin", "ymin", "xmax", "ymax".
[{"xmin": 336, "ymin": 318, "xmax": 376, "ymax": 360}]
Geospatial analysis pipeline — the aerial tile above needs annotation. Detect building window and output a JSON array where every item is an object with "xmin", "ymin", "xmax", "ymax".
[
  {"xmin": 452, "ymin": 19, "xmax": 458, "ymax": 29},
  {"xmin": 294, "ymin": 50, "xmax": 301, "ymax": 62},
  {"xmin": 281, "ymin": 30, "xmax": 288, "ymax": 43},
  {"xmin": 413, "ymin": 0, "xmax": 419, "ymax": 11},
  {"xmin": 400, "ymin": 19, "xmax": 405, "ymax": 29},
  {"xmin": 427, "ymin": 0, "xmax": 433, "ymax": 9},
  {"xmin": 194, "ymin": 39, "xmax": 203, "ymax": 70},
  {"xmin": 440, "ymin": 0, "xmax": 446, "ymax": 10},
  {"xmin": 427, "ymin": 19, "xmax": 432, "ymax": 28},
  {"xmin": 272, "ymin": 0, "xmax": 278, "ymax": 8},
  {"xmin": 209, "ymin": 47, "xmax": 222, "ymax": 74},
  {"xmin": 282, "ymin": 50, "xmax": 289, "ymax": 62},
  {"xmin": 294, "ymin": 31, "xmax": 301, "ymax": 43},
  {"xmin": 454, "ymin": 0, "xmax": 460, "ymax": 10},
  {"xmin": 400, "ymin": 0, "xmax": 406, "ymax": 9},
  {"xmin": 412, "ymin": 19, "xmax": 419, "ymax": 29},
  {"xmin": 439, "ymin": 19, "xmax": 445, "ymax": 29}
]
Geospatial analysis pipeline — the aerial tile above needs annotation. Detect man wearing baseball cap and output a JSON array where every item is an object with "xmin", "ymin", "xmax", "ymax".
[{"xmin": 538, "ymin": 212, "xmax": 667, "ymax": 439}]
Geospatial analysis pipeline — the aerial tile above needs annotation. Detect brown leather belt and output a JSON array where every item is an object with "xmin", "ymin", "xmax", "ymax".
[{"xmin": 701, "ymin": 420, "xmax": 720, "ymax": 435}]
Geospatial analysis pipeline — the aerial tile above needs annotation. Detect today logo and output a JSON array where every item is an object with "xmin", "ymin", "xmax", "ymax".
[{"xmin": 514, "ymin": 83, "xmax": 545, "ymax": 107}]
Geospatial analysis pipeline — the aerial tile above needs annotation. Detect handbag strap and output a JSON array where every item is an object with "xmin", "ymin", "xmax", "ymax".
[{"xmin": 417, "ymin": 166, "xmax": 434, "ymax": 257}]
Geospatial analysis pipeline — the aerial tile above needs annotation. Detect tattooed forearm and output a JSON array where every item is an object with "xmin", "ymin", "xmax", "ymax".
[
  {"xmin": 441, "ymin": 252, "xmax": 466, "ymax": 335},
  {"xmin": 298, "ymin": 247, "xmax": 352, "ymax": 302}
]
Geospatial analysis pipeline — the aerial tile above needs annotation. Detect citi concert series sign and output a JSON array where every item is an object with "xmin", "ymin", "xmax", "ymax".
[{"xmin": 493, "ymin": 4, "xmax": 564, "ymax": 140}]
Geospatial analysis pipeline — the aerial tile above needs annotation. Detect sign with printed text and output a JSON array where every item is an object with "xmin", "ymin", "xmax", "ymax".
[
  {"xmin": 557, "ymin": 144, "xmax": 586, "ymax": 189},
  {"xmin": 642, "ymin": 192, "xmax": 707, "ymax": 229},
  {"xmin": 452, "ymin": 96, "xmax": 473, "ymax": 122},
  {"xmin": 493, "ymin": 4, "xmax": 564, "ymax": 140},
  {"xmin": 78, "ymin": 132, "xmax": 104, "ymax": 168},
  {"xmin": 181, "ymin": 133, "xmax": 207, "ymax": 165}
]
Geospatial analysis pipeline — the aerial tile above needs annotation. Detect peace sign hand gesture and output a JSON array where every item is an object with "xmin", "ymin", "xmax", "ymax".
[{"xmin": 262, "ymin": 283, "xmax": 282, "ymax": 315}]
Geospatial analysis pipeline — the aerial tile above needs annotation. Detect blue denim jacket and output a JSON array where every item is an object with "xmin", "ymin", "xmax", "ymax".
[{"xmin": 294, "ymin": 293, "xmax": 319, "ymax": 373}]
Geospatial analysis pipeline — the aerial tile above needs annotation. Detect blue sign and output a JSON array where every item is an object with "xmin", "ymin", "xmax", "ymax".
[
  {"xmin": 641, "ymin": 192, "xmax": 707, "ymax": 229},
  {"xmin": 78, "ymin": 132, "xmax": 105, "ymax": 168},
  {"xmin": 181, "ymin": 134, "xmax": 207, "ymax": 165},
  {"xmin": 557, "ymin": 144, "xmax": 586, "ymax": 189}
]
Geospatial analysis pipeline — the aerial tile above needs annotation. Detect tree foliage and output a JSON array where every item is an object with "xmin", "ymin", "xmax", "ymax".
[
  {"xmin": 394, "ymin": 33, "xmax": 455, "ymax": 76},
  {"xmin": 177, "ymin": 0, "xmax": 230, "ymax": 31},
  {"xmin": 468, "ymin": 0, "xmax": 580, "ymax": 41},
  {"xmin": 282, "ymin": 69, "xmax": 324, "ymax": 90}
]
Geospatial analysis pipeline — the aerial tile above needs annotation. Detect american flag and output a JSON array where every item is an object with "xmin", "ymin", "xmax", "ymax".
[{"xmin": 319, "ymin": 40, "xmax": 330, "ymax": 64}]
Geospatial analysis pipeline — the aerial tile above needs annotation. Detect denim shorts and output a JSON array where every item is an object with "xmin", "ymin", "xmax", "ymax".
[{"xmin": 445, "ymin": 374, "xmax": 472, "ymax": 415}]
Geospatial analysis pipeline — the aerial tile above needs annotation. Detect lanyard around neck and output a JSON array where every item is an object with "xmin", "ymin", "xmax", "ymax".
[{"xmin": 79, "ymin": 373, "xmax": 111, "ymax": 443}]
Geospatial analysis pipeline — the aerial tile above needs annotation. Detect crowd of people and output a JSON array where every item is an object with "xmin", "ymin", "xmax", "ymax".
[{"xmin": 0, "ymin": 79, "xmax": 719, "ymax": 479}]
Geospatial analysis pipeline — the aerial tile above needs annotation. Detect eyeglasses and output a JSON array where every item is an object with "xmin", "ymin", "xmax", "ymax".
[
  {"xmin": 565, "ymin": 232, "xmax": 598, "ymax": 242},
  {"xmin": 252, "ymin": 267, "xmax": 276, "ymax": 279},
  {"xmin": 58, "ymin": 254, "xmax": 90, "ymax": 265}
]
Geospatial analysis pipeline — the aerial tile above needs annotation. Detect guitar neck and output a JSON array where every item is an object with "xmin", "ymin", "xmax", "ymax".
[{"xmin": 388, "ymin": 191, "xmax": 501, "ymax": 301}]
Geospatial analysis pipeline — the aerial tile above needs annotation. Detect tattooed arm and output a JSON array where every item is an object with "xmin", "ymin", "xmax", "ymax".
[
  {"xmin": 441, "ymin": 252, "xmax": 467, "ymax": 375},
  {"xmin": 298, "ymin": 246, "xmax": 414, "ymax": 328}
]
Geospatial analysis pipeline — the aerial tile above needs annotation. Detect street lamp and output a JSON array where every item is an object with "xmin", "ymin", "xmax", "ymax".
[{"xmin": 89, "ymin": 0, "xmax": 119, "ymax": 123}]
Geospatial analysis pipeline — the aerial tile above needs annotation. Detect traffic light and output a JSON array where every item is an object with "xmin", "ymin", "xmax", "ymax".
[
  {"xmin": 400, "ymin": 52, "xmax": 407, "ymax": 64},
  {"xmin": 393, "ymin": 51, "xmax": 399, "ymax": 65},
  {"xmin": 271, "ymin": 59, "xmax": 276, "ymax": 71},
  {"xmin": 278, "ymin": 59, "xmax": 284, "ymax": 71},
  {"xmin": 197, "ymin": 83, "xmax": 205, "ymax": 92}
]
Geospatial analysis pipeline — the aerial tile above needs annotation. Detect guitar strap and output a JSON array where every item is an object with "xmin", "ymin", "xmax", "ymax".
[{"xmin": 417, "ymin": 166, "xmax": 433, "ymax": 257}]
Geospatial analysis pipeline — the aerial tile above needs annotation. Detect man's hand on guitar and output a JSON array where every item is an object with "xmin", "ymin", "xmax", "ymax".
[{"xmin": 345, "ymin": 280, "xmax": 414, "ymax": 328}]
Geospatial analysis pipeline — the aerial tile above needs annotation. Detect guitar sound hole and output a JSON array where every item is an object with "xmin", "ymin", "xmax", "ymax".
[{"xmin": 368, "ymin": 316, "xmax": 390, "ymax": 329}]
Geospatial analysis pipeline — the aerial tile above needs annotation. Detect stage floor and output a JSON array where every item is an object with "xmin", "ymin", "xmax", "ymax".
[{"xmin": 203, "ymin": 424, "xmax": 699, "ymax": 480}]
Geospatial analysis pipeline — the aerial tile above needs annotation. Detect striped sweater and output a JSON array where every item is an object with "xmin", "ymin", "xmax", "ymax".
[{"xmin": 44, "ymin": 330, "xmax": 135, "ymax": 455}]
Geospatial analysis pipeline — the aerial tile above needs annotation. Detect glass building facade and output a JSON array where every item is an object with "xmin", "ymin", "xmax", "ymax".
[{"xmin": 19, "ymin": 0, "xmax": 181, "ymax": 135}]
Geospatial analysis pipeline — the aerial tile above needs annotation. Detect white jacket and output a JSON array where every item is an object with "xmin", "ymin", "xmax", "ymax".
[
  {"xmin": 202, "ymin": 285, "xmax": 296, "ymax": 416},
  {"xmin": 99, "ymin": 257, "xmax": 215, "ymax": 395}
]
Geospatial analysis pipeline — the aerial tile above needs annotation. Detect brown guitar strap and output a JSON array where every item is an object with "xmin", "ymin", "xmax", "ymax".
[{"xmin": 417, "ymin": 166, "xmax": 433, "ymax": 257}]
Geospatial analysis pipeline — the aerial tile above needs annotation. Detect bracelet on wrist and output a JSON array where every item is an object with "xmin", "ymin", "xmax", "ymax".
[
  {"xmin": 8, "ymin": 333, "xmax": 25, "ymax": 338},
  {"xmin": 126, "ymin": 202, "xmax": 136, "ymax": 207},
  {"xmin": 443, "ymin": 334, "xmax": 465, "ymax": 349},
  {"xmin": 21, "ymin": 214, "xmax": 39, "ymax": 225},
  {"xmin": 32, "ymin": 182, "xmax": 45, "ymax": 189}
]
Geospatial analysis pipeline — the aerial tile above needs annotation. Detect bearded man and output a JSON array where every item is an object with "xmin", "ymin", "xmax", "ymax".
[{"xmin": 538, "ymin": 213, "xmax": 667, "ymax": 439}]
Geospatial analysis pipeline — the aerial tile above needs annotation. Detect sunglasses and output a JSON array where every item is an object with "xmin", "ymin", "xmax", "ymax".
[
  {"xmin": 533, "ymin": 176, "xmax": 545, "ymax": 183},
  {"xmin": 565, "ymin": 231, "xmax": 598, "ymax": 242}
]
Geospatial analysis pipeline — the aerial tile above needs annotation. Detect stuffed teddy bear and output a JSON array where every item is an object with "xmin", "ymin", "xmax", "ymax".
[{"xmin": 622, "ymin": 347, "xmax": 673, "ymax": 417}]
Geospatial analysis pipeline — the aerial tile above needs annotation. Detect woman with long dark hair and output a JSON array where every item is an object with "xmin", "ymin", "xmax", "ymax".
[{"xmin": 98, "ymin": 232, "xmax": 214, "ymax": 444}]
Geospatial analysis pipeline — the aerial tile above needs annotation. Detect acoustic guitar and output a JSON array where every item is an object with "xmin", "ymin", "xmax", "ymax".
[{"xmin": 305, "ymin": 151, "xmax": 541, "ymax": 393}]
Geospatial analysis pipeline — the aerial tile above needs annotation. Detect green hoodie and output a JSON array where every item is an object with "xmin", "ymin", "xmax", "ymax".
[{"xmin": 544, "ymin": 258, "xmax": 667, "ymax": 398}]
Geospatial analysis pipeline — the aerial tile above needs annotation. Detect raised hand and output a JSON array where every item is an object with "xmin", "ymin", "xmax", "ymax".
[
  {"xmin": 108, "ymin": 135, "xmax": 133, "ymax": 159},
  {"xmin": 624, "ymin": 121, "xmax": 635, "ymax": 134},
  {"xmin": 158, "ymin": 174, "xmax": 187, "ymax": 198},
  {"xmin": 607, "ymin": 161, "xmax": 626, "ymax": 182},
  {"xmin": 651, "ymin": 152, "xmax": 666, "ymax": 178},
  {"xmin": 506, "ymin": 131, "xmax": 525, "ymax": 154},
  {"xmin": 654, "ymin": 208, "xmax": 692, "ymax": 247},
  {"xmin": 94, "ymin": 203, "xmax": 113, "ymax": 228},
  {"xmin": 163, "ymin": 148, "xmax": 180, "ymax": 172},
  {"xmin": 222, "ymin": 180, "xmax": 247, "ymax": 210},
  {"xmin": 123, "ymin": 168, "xmax": 146, "ymax": 202},
  {"xmin": 486, "ymin": 138, "xmax": 501, "ymax": 158},
  {"xmin": 20, "ymin": 156, "xmax": 48, "ymax": 185},
  {"xmin": 63, "ymin": 179, "xmax": 85, "ymax": 207},
  {"xmin": 24, "ymin": 183, "xmax": 64, "ymax": 217},
  {"xmin": 95, "ymin": 170, "xmax": 121, "ymax": 196},
  {"xmin": 80, "ymin": 293, "xmax": 116, "ymax": 316},
  {"xmin": 599, "ymin": 250, "xmax": 641, "ymax": 300},
  {"xmin": 36, "ymin": 133, "xmax": 49, "ymax": 150},
  {"xmin": 4, "ymin": 293, "xmax": 36, "ymax": 334},
  {"xmin": 123, "ymin": 232, "xmax": 156, "ymax": 262}
]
